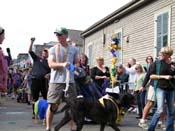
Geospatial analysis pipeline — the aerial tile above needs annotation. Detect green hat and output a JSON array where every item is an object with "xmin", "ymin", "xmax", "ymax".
[{"xmin": 54, "ymin": 27, "xmax": 68, "ymax": 35}]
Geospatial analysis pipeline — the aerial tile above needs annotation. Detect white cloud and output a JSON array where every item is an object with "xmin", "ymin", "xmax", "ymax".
[{"xmin": 0, "ymin": 0, "xmax": 131, "ymax": 58}]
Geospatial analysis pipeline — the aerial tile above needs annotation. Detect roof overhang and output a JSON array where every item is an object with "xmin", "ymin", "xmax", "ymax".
[{"xmin": 81, "ymin": 0, "xmax": 154, "ymax": 38}]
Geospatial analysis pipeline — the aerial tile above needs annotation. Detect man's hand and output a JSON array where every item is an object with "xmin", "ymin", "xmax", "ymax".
[
  {"xmin": 139, "ymin": 87, "xmax": 145, "ymax": 92},
  {"xmin": 62, "ymin": 62, "xmax": 70, "ymax": 68},
  {"xmin": 163, "ymin": 75, "xmax": 173, "ymax": 80},
  {"xmin": 31, "ymin": 37, "xmax": 35, "ymax": 43},
  {"xmin": 44, "ymin": 73, "xmax": 50, "ymax": 80}
]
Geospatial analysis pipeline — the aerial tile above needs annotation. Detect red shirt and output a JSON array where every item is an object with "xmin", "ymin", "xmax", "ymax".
[{"xmin": 0, "ymin": 48, "xmax": 8, "ymax": 91}]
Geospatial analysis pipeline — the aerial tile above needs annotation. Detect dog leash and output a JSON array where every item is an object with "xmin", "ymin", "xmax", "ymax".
[
  {"xmin": 63, "ymin": 63, "xmax": 75, "ymax": 97},
  {"xmin": 63, "ymin": 69, "xmax": 70, "ymax": 97}
]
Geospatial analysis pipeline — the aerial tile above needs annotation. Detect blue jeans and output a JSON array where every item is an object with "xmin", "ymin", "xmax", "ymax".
[
  {"xmin": 135, "ymin": 90, "xmax": 146, "ymax": 117},
  {"xmin": 148, "ymin": 88, "xmax": 174, "ymax": 131}
]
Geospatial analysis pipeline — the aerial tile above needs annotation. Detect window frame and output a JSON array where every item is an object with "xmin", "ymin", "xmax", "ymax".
[{"xmin": 154, "ymin": 6, "xmax": 171, "ymax": 57}]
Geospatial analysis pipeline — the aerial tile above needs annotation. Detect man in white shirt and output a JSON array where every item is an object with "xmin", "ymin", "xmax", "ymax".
[{"xmin": 124, "ymin": 58, "xmax": 137, "ymax": 91}]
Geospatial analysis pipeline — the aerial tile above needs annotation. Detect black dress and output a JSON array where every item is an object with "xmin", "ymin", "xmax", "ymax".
[{"xmin": 90, "ymin": 66, "xmax": 110, "ymax": 94}]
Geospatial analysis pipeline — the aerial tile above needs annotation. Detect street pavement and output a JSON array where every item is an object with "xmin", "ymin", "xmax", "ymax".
[{"xmin": 0, "ymin": 96, "xmax": 173, "ymax": 131}]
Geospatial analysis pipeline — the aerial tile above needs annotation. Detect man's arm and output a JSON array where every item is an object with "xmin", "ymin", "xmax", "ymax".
[
  {"xmin": 48, "ymin": 54, "xmax": 69, "ymax": 69},
  {"xmin": 29, "ymin": 37, "xmax": 35, "ymax": 52},
  {"xmin": 28, "ymin": 38, "xmax": 37, "ymax": 60},
  {"xmin": 150, "ymin": 74, "xmax": 172, "ymax": 80}
]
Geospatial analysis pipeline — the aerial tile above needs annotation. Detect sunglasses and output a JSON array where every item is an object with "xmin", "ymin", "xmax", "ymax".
[{"xmin": 56, "ymin": 33, "xmax": 63, "ymax": 36}]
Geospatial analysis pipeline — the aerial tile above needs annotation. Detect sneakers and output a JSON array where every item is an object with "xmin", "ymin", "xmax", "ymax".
[
  {"xmin": 157, "ymin": 121, "xmax": 166, "ymax": 130},
  {"xmin": 138, "ymin": 120, "xmax": 148, "ymax": 130}
]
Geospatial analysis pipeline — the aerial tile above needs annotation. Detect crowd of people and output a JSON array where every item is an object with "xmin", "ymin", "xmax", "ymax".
[{"xmin": 0, "ymin": 25, "xmax": 175, "ymax": 131}]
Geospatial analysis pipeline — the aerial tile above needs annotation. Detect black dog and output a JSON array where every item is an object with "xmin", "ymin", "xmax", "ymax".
[{"xmin": 54, "ymin": 93, "xmax": 135, "ymax": 131}]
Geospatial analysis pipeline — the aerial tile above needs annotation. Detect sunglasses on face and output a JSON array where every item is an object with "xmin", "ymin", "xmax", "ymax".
[{"xmin": 56, "ymin": 33, "xmax": 62, "ymax": 37}]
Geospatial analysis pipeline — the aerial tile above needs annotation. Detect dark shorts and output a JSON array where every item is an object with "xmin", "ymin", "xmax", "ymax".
[{"xmin": 47, "ymin": 83, "xmax": 77, "ymax": 104}]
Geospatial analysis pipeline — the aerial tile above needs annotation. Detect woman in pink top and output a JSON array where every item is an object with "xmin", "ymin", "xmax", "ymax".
[{"xmin": 0, "ymin": 26, "xmax": 8, "ymax": 93}]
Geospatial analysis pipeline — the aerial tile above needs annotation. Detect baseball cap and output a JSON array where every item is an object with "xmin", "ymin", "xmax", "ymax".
[
  {"xmin": 0, "ymin": 26, "xmax": 5, "ymax": 35},
  {"xmin": 54, "ymin": 27, "xmax": 68, "ymax": 35}
]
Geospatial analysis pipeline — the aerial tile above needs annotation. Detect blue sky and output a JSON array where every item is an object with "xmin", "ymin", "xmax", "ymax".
[{"xmin": 0, "ymin": 0, "xmax": 131, "ymax": 58}]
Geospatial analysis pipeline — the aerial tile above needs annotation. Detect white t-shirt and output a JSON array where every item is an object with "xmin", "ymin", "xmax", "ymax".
[{"xmin": 125, "ymin": 64, "xmax": 137, "ymax": 89}]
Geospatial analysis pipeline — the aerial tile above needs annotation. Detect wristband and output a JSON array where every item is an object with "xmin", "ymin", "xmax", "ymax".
[{"xmin": 158, "ymin": 75, "xmax": 160, "ymax": 79}]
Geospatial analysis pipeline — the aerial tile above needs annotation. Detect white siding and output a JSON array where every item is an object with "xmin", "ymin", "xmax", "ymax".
[{"xmin": 85, "ymin": 0, "xmax": 175, "ymax": 67}]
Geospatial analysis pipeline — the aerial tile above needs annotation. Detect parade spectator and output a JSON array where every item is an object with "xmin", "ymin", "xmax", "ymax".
[
  {"xmin": 115, "ymin": 64, "xmax": 129, "ymax": 93},
  {"xmin": 28, "ymin": 37, "xmax": 51, "ymax": 118},
  {"xmin": 11, "ymin": 68, "xmax": 22, "ymax": 99},
  {"xmin": 0, "ymin": 26, "xmax": 8, "ymax": 99},
  {"xmin": 46, "ymin": 27, "xmax": 78, "ymax": 131},
  {"xmin": 74, "ymin": 53, "xmax": 89, "ymax": 96},
  {"xmin": 79, "ymin": 53, "xmax": 90, "ymax": 75},
  {"xmin": 147, "ymin": 47, "xmax": 175, "ymax": 131},
  {"xmin": 7, "ymin": 72, "xmax": 13, "ymax": 95},
  {"xmin": 138, "ymin": 56, "xmax": 155, "ymax": 129},
  {"xmin": 124, "ymin": 58, "xmax": 137, "ymax": 91},
  {"xmin": 24, "ymin": 66, "xmax": 33, "ymax": 105},
  {"xmin": 144, "ymin": 56, "xmax": 154, "ymax": 72},
  {"xmin": 90, "ymin": 56, "xmax": 110, "ymax": 95},
  {"xmin": 132, "ymin": 64, "xmax": 146, "ymax": 119}
]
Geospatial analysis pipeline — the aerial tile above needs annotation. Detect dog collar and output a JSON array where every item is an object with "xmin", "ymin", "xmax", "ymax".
[{"xmin": 98, "ymin": 95, "xmax": 120, "ymax": 124}]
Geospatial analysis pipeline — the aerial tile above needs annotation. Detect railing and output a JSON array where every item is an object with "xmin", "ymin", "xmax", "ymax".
[{"xmin": 105, "ymin": 82, "xmax": 129, "ymax": 94}]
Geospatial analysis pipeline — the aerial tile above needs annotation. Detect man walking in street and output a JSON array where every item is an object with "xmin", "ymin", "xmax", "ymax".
[{"xmin": 45, "ymin": 27, "xmax": 78, "ymax": 131}]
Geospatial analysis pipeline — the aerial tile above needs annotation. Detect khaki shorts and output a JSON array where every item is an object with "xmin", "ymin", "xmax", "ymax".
[
  {"xmin": 47, "ymin": 83, "xmax": 77, "ymax": 104},
  {"xmin": 147, "ymin": 85, "xmax": 155, "ymax": 101}
]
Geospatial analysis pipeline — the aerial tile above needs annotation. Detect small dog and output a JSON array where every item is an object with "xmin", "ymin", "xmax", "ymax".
[
  {"xmin": 34, "ymin": 99, "xmax": 48, "ymax": 126},
  {"xmin": 54, "ymin": 93, "xmax": 135, "ymax": 131},
  {"xmin": 16, "ymin": 87, "xmax": 28, "ymax": 103}
]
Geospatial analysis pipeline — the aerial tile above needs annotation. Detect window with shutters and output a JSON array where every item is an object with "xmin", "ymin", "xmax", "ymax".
[{"xmin": 154, "ymin": 7, "xmax": 171, "ymax": 57}]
